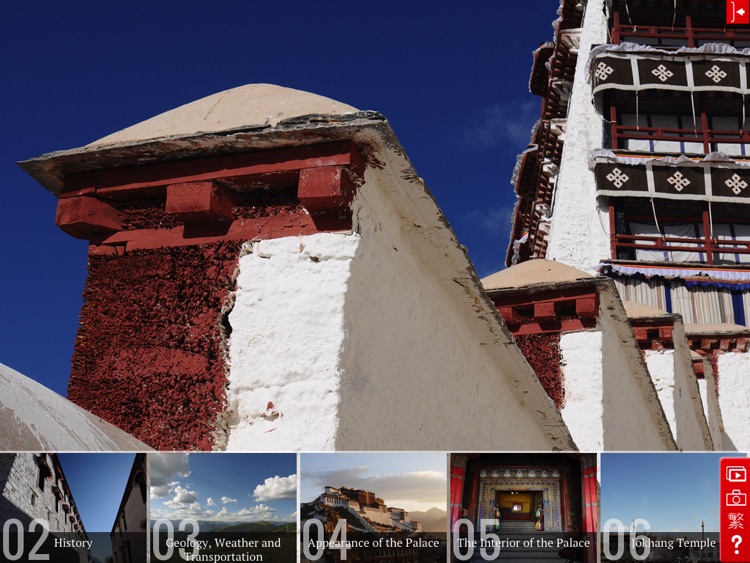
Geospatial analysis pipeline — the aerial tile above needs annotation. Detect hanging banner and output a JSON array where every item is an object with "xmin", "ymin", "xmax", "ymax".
[
  {"xmin": 592, "ymin": 51, "xmax": 749, "ymax": 97},
  {"xmin": 591, "ymin": 153, "xmax": 750, "ymax": 204}
]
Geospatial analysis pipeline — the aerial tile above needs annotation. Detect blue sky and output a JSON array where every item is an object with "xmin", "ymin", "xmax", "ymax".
[
  {"xmin": 601, "ymin": 453, "xmax": 747, "ymax": 533},
  {"xmin": 150, "ymin": 453, "xmax": 297, "ymax": 522},
  {"xmin": 301, "ymin": 452, "xmax": 447, "ymax": 512},
  {"xmin": 57, "ymin": 453, "xmax": 138, "ymax": 562},
  {"xmin": 0, "ymin": 2, "xmax": 554, "ymax": 396},
  {"xmin": 57, "ymin": 453, "xmax": 137, "ymax": 532}
]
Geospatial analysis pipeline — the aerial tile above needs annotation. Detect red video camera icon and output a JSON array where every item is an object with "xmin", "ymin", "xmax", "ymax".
[{"xmin": 727, "ymin": 466, "xmax": 748, "ymax": 482}]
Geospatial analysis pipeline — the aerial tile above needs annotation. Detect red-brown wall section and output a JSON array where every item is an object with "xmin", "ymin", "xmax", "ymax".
[
  {"xmin": 514, "ymin": 333, "xmax": 564, "ymax": 409},
  {"xmin": 68, "ymin": 241, "xmax": 241, "ymax": 450}
]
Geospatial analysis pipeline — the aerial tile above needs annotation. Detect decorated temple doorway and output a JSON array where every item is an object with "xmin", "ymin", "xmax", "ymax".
[
  {"xmin": 478, "ymin": 470, "xmax": 563, "ymax": 532},
  {"xmin": 450, "ymin": 454, "xmax": 598, "ymax": 563}
]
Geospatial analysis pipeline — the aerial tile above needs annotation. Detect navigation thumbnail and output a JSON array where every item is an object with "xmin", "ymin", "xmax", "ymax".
[
  {"xmin": 0, "ymin": 453, "xmax": 146, "ymax": 563},
  {"xmin": 600, "ymin": 453, "xmax": 746, "ymax": 562},
  {"xmin": 300, "ymin": 452, "xmax": 447, "ymax": 562},
  {"xmin": 150, "ymin": 453, "xmax": 296, "ymax": 562},
  {"xmin": 449, "ymin": 453, "xmax": 597, "ymax": 562}
]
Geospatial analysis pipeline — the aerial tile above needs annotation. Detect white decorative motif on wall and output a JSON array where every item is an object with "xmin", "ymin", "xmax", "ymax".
[
  {"xmin": 595, "ymin": 62, "xmax": 615, "ymax": 81},
  {"xmin": 726, "ymin": 173, "xmax": 749, "ymax": 195},
  {"xmin": 606, "ymin": 167, "xmax": 630, "ymax": 188},
  {"xmin": 652, "ymin": 64, "xmax": 674, "ymax": 82},
  {"xmin": 479, "ymin": 468, "xmax": 561, "ymax": 480},
  {"xmin": 705, "ymin": 65, "xmax": 728, "ymax": 84},
  {"xmin": 667, "ymin": 171, "xmax": 691, "ymax": 192},
  {"xmin": 594, "ymin": 159, "xmax": 750, "ymax": 203}
]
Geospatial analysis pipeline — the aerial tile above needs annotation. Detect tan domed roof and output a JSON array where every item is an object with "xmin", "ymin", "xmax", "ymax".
[
  {"xmin": 481, "ymin": 259, "xmax": 593, "ymax": 291},
  {"xmin": 623, "ymin": 300, "xmax": 670, "ymax": 319},
  {"xmin": 89, "ymin": 83, "xmax": 359, "ymax": 146},
  {"xmin": 684, "ymin": 323, "xmax": 750, "ymax": 335}
]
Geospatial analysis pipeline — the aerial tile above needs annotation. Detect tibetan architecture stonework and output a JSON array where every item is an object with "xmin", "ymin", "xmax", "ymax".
[
  {"xmin": 21, "ymin": 86, "xmax": 366, "ymax": 451},
  {"xmin": 20, "ymin": 84, "xmax": 576, "ymax": 452},
  {"xmin": 8, "ymin": 1, "xmax": 750, "ymax": 454}
]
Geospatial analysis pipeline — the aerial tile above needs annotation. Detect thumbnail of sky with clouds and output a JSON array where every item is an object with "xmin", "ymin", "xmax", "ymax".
[{"xmin": 150, "ymin": 453, "xmax": 297, "ymax": 523}]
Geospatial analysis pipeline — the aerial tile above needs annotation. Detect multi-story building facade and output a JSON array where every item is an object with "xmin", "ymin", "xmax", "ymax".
[
  {"xmin": 0, "ymin": 453, "xmax": 89, "ymax": 562},
  {"xmin": 511, "ymin": 0, "xmax": 750, "ymax": 324},
  {"xmin": 111, "ymin": 454, "xmax": 147, "ymax": 563},
  {"xmin": 504, "ymin": 0, "xmax": 750, "ymax": 451},
  {"xmin": 316, "ymin": 486, "xmax": 421, "ymax": 532}
]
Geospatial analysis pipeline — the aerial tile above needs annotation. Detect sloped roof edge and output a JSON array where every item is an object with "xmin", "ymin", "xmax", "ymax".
[
  {"xmin": 0, "ymin": 362, "xmax": 152, "ymax": 451},
  {"xmin": 19, "ymin": 111, "xmax": 387, "ymax": 195}
]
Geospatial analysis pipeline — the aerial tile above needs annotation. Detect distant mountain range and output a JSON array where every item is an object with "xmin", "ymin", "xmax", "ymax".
[
  {"xmin": 209, "ymin": 521, "xmax": 295, "ymax": 534},
  {"xmin": 408, "ymin": 507, "xmax": 447, "ymax": 533}
]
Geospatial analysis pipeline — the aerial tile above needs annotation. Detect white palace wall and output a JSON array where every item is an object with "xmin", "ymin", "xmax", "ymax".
[
  {"xmin": 546, "ymin": 0, "xmax": 611, "ymax": 271},
  {"xmin": 642, "ymin": 322, "xmax": 712, "ymax": 450},
  {"xmin": 224, "ymin": 134, "xmax": 574, "ymax": 451},
  {"xmin": 560, "ymin": 285, "xmax": 677, "ymax": 451},
  {"xmin": 717, "ymin": 352, "xmax": 750, "ymax": 451},
  {"xmin": 337, "ymin": 169, "xmax": 569, "ymax": 451}
]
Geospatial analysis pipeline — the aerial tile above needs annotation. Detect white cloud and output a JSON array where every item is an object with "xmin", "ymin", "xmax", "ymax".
[
  {"xmin": 150, "ymin": 502, "xmax": 282, "ymax": 523},
  {"xmin": 206, "ymin": 498, "xmax": 215, "ymax": 506},
  {"xmin": 151, "ymin": 480, "xmax": 178, "ymax": 498},
  {"xmin": 462, "ymin": 100, "xmax": 538, "ymax": 149},
  {"xmin": 172, "ymin": 485, "xmax": 198, "ymax": 504},
  {"xmin": 236, "ymin": 504, "xmax": 276, "ymax": 520},
  {"xmin": 150, "ymin": 454, "xmax": 191, "ymax": 498},
  {"xmin": 221, "ymin": 496, "xmax": 237, "ymax": 504},
  {"xmin": 253, "ymin": 474, "xmax": 297, "ymax": 502}
]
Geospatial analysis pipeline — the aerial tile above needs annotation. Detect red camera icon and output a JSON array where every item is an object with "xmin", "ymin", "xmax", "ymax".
[{"xmin": 727, "ymin": 490, "xmax": 747, "ymax": 506}]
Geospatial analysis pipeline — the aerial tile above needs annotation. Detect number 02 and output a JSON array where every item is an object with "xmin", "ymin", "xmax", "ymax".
[{"xmin": 2, "ymin": 519, "xmax": 50, "ymax": 561}]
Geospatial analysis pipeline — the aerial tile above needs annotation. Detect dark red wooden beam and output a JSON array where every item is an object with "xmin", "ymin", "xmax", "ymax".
[{"xmin": 62, "ymin": 141, "xmax": 365, "ymax": 196}]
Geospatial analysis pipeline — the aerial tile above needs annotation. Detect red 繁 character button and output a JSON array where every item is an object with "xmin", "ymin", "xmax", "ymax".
[
  {"xmin": 721, "ymin": 458, "xmax": 750, "ymax": 562},
  {"xmin": 728, "ymin": 0, "xmax": 750, "ymax": 24}
]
